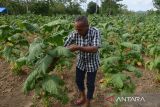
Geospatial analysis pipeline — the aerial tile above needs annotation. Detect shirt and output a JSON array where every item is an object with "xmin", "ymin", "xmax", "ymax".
[{"xmin": 64, "ymin": 27, "xmax": 101, "ymax": 72}]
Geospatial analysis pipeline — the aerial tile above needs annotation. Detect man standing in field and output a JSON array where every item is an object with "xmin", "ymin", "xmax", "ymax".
[{"xmin": 64, "ymin": 16, "xmax": 101, "ymax": 107}]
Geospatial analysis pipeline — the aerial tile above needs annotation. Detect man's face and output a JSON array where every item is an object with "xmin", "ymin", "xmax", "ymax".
[{"xmin": 74, "ymin": 21, "xmax": 89, "ymax": 36}]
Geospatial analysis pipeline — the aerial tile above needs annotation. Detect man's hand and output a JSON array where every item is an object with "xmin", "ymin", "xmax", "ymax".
[{"xmin": 66, "ymin": 44, "xmax": 80, "ymax": 52}]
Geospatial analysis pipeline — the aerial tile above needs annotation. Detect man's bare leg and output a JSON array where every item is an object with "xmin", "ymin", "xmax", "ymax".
[
  {"xmin": 85, "ymin": 99, "xmax": 91, "ymax": 107},
  {"xmin": 74, "ymin": 90, "xmax": 86, "ymax": 105},
  {"xmin": 79, "ymin": 90, "xmax": 86, "ymax": 102}
]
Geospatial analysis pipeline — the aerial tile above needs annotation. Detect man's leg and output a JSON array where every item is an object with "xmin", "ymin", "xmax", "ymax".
[
  {"xmin": 75, "ymin": 67, "xmax": 86, "ymax": 105},
  {"xmin": 86, "ymin": 70, "xmax": 97, "ymax": 107}
]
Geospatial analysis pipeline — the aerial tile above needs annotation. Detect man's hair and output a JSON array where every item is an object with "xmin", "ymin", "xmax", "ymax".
[{"xmin": 75, "ymin": 16, "xmax": 88, "ymax": 25}]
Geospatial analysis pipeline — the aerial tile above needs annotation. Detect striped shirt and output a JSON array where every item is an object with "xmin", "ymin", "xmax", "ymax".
[{"xmin": 64, "ymin": 27, "xmax": 101, "ymax": 72}]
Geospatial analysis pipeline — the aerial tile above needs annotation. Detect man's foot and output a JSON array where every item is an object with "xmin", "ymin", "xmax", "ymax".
[
  {"xmin": 74, "ymin": 98, "xmax": 86, "ymax": 106},
  {"xmin": 85, "ymin": 99, "xmax": 91, "ymax": 107},
  {"xmin": 74, "ymin": 90, "xmax": 86, "ymax": 105}
]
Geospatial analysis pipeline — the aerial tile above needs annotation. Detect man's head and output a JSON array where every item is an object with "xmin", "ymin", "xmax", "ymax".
[{"xmin": 74, "ymin": 16, "xmax": 89, "ymax": 36}]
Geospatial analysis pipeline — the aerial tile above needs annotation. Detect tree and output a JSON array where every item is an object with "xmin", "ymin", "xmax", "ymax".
[
  {"xmin": 30, "ymin": 1, "xmax": 49, "ymax": 15},
  {"xmin": 50, "ymin": 2, "xmax": 65, "ymax": 14},
  {"xmin": 0, "ymin": 0, "xmax": 8, "ymax": 7},
  {"xmin": 101, "ymin": 0, "xmax": 123, "ymax": 15},
  {"xmin": 65, "ymin": 2, "xmax": 82, "ymax": 14},
  {"xmin": 153, "ymin": 0, "xmax": 160, "ymax": 10},
  {"xmin": 87, "ymin": 1, "xmax": 99, "ymax": 14}
]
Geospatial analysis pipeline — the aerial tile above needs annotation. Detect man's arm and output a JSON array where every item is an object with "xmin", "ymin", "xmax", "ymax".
[
  {"xmin": 66, "ymin": 45, "xmax": 98, "ymax": 53},
  {"xmin": 78, "ymin": 46, "xmax": 98, "ymax": 53},
  {"xmin": 64, "ymin": 32, "xmax": 75, "ymax": 47}
]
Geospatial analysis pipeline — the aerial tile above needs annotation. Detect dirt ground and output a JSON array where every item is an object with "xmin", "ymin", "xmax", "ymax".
[
  {"xmin": 0, "ymin": 57, "xmax": 160, "ymax": 107},
  {"xmin": 0, "ymin": 58, "xmax": 32, "ymax": 107}
]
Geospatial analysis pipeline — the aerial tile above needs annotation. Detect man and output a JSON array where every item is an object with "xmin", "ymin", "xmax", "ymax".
[{"xmin": 64, "ymin": 16, "xmax": 101, "ymax": 107}]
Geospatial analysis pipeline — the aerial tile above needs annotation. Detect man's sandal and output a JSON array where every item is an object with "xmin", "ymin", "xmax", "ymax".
[{"xmin": 74, "ymin": 99, "xmax": 86, "ymax": 106}]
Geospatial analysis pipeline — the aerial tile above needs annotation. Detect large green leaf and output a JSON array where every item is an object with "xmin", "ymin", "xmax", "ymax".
[
  {"xmin": 47, "ymin": 46, "xmax": 72, "ymax": 57},
  {"xmin": 8, "ymin": 33, "xmax": 29, "ymax": 46},
  {"xmin": 23, "ymin": 55, "xmax": 53, "ymax": 92},
  {"xmin": 22, "ymin": 20, "xmax": 39, "ymax": 32},
  {"xmin": 2, "ymin": 46, "xmax": 16, "ymax": 61},
  {"xmin": 102, "ymin": 56, "xmax": 121, "ymax": 65},
  {"xmin": 111, "ymin": 74, "xmax": 124, "ymax": 89},
  {"xmin": 0, "ymin": 25, "xmax": 12, "ymax": 41},
  {"xmin": 27, "ymin": 38, "xmax": 45, "ymax": 62},
  {"xmin": 42, "ymin": 76, "xmax": 59, "ymax": 95},
  {"xmin": 148, "ymin": 45, "xmax": 160, "ymax": 57},
  {"xmin": 125, "ymin": 50, "xmax": 142, "ymax": 60},
  {"xmin": 41, "ymin": 20, "xmax": 68, "ymax": 32},
  {"xmin": 42, "ymin": 75, "xmax": 68, "ymax": 104},
  {"xmin": 146, "ymin": 57, "xmax": 160, "ymax": 71},
  {"xmin": 125, "ymin": 65, "xmax": 142, "ymax": 78},
  {"xmin": 40, "ymin": 55, "xmax": 53, "ymax": 74},
  {"xmin": 121, "ymin": 42, "xmax": 142, "ymax": 52},
  {"xmin": 47, "ymin": 30, "xmax": 66, "ymax": 46},
  {"xmin": 16, "ymin": 57, "xmax": 27, "ymax": 67}
]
